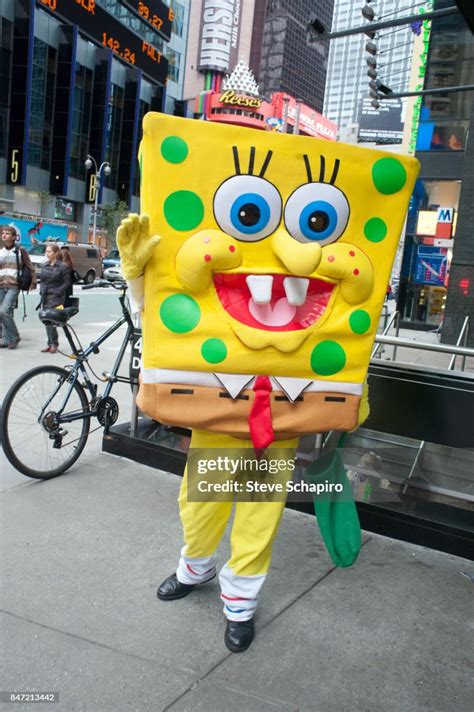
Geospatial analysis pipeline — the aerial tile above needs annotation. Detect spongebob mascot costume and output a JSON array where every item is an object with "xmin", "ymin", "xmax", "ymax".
[{"xmin": 117, "ymin": 113, "xmax": 419, "ymax": 652}]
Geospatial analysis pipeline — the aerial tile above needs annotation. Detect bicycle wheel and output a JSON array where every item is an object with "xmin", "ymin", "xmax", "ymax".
[{"xmin": 2, "ymin": 366, "xmax": 91, "ymax": 479}]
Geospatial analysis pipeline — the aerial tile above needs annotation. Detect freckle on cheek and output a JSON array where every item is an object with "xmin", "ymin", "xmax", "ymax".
[
  {"xmin": 353, "ymin": 268, "xmax": 360, "ymax": 276},
  {"xmin": 229, "ymin": 245, "xmax": 235, "ymax": 252},
  {"xmin": 328, "ymin": 256, "xmax": 335, "ymax": 263},
  {"xmin": 349, "ymin": 251, "xmax": 355, "ymax": 257},
  {"xmin": 204, "ymin": 254, "xmax": 212, "ymax": 262}
]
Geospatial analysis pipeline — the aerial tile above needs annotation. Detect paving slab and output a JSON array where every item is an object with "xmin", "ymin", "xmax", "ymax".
[
  {"xmin": 198, "ymin": 535, "xmax": 473, "ymax": 712},
  {"xmin": 0, "ymin": 611, "xmax": 196, "ymax": 712},
  {"xmin": 165, "ymin": 679, "xmax": 298, "ymax": 711}
]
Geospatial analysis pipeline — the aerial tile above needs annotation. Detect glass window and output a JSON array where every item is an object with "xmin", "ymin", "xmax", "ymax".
[
  {"xmin": 165, "ymin": 47, "xmax": 180, "ymax": 83},
  {"xmin": 69, "ymin": 65, "xmax": 94, "ymax": 179},
  {"xmin": 28, "ymin": 38, "xmax": 56, "ymax": 171},
  {"xmin": 132, "ymin": 98, "xmax": 150, "ymax": 197},
  {"xmin": 417, "ymin": 11, "xmax": 474, "ymax": 151},
  {"xmin": 104, "ymin": 83, "xmax": 124, "ymax": 190},
  {"xmin": 170, "ymin": 1, "xmax": 185, "ymax": 37}
]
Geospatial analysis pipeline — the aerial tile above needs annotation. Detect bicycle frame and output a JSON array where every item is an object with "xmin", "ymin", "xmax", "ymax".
[{"xmin": 38, "ymin": 289, "xmax": 136, "ymax": 429}]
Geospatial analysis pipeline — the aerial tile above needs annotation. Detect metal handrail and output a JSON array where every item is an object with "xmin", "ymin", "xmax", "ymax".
[
  {"xmin": 448, "ymin": 316, "xmax": 470, "ymax": 371},
  {"xmin": 373, "ymin": 334, "xmax": 474, "ymax": 358},
  {"xmin": 372, "ymin": 309, "xmax": 400, "ymax": 358}
]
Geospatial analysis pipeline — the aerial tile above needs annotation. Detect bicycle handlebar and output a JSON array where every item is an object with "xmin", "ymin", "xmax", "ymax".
[{"xmin": 82, "ymin": 279, "xmax": 127, "ymax": 291}]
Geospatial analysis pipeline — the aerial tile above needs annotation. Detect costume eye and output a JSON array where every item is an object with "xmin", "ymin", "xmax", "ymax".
[
  {"xmin": 213, "ymin": 175, "xmax": 282, "ymax": 241},
  {"xmin": 284, "ymin": 183, "xmax": 350, "ymax": 245}
]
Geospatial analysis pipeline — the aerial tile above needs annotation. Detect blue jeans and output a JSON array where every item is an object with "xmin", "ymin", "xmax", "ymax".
[
  {"xmin": 0, "ymin": 287, "xmax": 20, "ymax": 345},
  {"xmin": 45, "ymin": 323, "xmax": 59, "ymax": 347}
]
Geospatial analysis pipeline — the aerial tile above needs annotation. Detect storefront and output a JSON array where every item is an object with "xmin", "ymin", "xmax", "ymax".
[
  {"xmin": 194, "ymin": 60, "xmax": 337, "ymax": 139},
  {"xmin": 397, "ymin": 178, "xmax": 461, "ymax": 328}
]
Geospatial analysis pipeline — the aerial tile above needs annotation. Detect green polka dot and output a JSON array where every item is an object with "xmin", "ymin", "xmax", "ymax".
[
  {"xmin": 364, "ymin": 217, "xmax": 387, "ymax": 242},
  {"xmin": 201, "ymin": 338, "xmax": 227, "ymax": 364},
  {"xmin": 160, "ymin": 136, "xmax": 188, "ymax": 164},
  {"xmin": 160, "ymin": 294, "xmax": 200, "ymax": 333},
  {"xmin": 372, "ymin": 157, "xmax": 407, "ymax": 194},
  {"xmin": 164, "ymin": 191, "xmax": 204, "ymax": 231},
  {"xmin": 310, "ymin": 341, "xmax": 346, "ymax": 376},
  {"xmin": 350, "ymin": 310, "xmax": 371, "ymax": 334}
]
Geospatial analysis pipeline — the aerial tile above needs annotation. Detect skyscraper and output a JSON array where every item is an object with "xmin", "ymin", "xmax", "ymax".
[
  {"xmin": 258, "ymin": 0, "xmax": 335, "ymax": 113},
  {"xmin": 323, "ymin": 0, "xmax": 416, "ymax": 135}
]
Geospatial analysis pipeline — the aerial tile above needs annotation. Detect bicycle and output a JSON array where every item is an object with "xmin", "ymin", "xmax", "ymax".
[{"xmin": 1, "ymin": 280, "xmax": 137, "ymax": 479}]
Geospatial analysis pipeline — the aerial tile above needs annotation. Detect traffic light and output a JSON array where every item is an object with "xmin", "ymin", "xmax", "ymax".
[
  {"xmin": 361, "ymin": 4, "xmax": 375, "ymax": 21},
  {"xmin": 363, "ymin": 2, "xmax": 379, "ymax": 105}
]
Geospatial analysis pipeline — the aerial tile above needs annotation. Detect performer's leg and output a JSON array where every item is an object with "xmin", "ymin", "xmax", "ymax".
[
  {"xmin": 176, "ymin": 429, "xmax": 234, "ymax": 585},
  {"xmin": 219, "ymin": 437, "xmax": 298, "ymax": 621}
]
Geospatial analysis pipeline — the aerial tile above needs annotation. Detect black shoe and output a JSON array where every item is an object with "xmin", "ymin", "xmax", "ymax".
[
  {"xmin": 224, "ymin": 618, "xmax": 255, "ymax": 653},
  {"xmin": 157, "ymin": 573, "xmax": 195, "ymax": 601},
  {"xmin": 157, "ymin": 571, "xmax": 216, "ymax": 601}
]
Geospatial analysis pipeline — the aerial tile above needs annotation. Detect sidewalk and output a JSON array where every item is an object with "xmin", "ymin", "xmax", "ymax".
[
  {"xmin": 1, "ymin": 304, "xmax": 473, "ymax": 711},
  {"xmin": 1, "ymin": 446, "xmax": 473, "ymax": 712}
]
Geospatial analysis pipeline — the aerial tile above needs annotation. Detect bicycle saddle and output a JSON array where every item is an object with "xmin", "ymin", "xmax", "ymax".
[{"xmin": 39, "ymin": 306, "xmax": 79, "ymax": 325}]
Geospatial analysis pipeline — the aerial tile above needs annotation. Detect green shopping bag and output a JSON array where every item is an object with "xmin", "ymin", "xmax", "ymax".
[{"xmin": 306, "ymin": 439, "xmax": 361, "ymax": 568}]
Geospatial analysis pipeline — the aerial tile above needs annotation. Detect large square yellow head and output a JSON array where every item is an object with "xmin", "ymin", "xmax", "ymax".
[{"xmin": 133, "ymin": 113, "xmax": 419, "ymax": 437}]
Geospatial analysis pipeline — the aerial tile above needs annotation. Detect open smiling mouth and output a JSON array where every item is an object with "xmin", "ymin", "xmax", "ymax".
[{"xmin": 213, "ymin": 273, "xmax": 335, "ymax": 332}]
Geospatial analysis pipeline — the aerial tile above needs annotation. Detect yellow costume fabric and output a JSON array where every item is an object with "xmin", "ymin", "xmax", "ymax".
[
  {"xmin": 176, "ymin": 430, "xmax": 297, "ymax": 621},
  {"xmin": 117, "ymin": 113, "xmax": 419, "ymax": 616},
  {"xmin": 128, "ymin": 113, "xmax": 419, "ymax": 439}
]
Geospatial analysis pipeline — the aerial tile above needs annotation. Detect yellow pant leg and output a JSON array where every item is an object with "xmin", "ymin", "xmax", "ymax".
[
  {"xmin": 218, "ymin": 436, "xmax": 297, "ymax": 620},
  {"xmin": 178, "ymin": 429, "xmax": 237, "ymax": 559},
  {"xmin": 227, "ymin": 436, "xmax": 298, "ymax": 577}
]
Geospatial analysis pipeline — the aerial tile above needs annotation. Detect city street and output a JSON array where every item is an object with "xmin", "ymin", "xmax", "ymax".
[
  {"xmin": 1, "ymin": 290, "xmax": 473, "ymax": 711},
  {"xmin": 1, "ymin": 0, "xmax": 474, "ymax": 705}
]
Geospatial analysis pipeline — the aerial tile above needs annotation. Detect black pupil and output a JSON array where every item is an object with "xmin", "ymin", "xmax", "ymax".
[
  {"xmin": 238, "ymin": 203, "xmax": 260, "ymax": 227},
  {"xmin": 308, "ymin": 210, "xmax": 329, "ymax": 233}
]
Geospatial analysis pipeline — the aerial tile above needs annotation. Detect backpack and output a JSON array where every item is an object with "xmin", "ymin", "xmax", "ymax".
[{"xmin": 14, "ymin": 246, "xmax": 33, "ymax": 292}]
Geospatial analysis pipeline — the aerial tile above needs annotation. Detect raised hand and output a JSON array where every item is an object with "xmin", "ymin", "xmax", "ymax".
[{"xmin": 116, "ymin": 213, "xmax": 161, "ymax": 280}]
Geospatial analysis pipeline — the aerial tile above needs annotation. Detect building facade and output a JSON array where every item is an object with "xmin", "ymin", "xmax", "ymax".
[
  {"xmin": 182, "ymin": 0, "xmax": 334, "ymax": 117},
  {"xmin": 0, "ymin": 0, "xmax": 189, "ymax": 248},
  {"xmin": 257, "ymin": 0, "xmax": 334, "ymax": 112},
  {"xmin": 396, "ymin": 0, "xmax": 474, "ymax": 344}
]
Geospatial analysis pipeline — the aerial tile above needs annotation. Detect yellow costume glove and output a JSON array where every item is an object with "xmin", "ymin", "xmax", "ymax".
[{"xmin": 116, "ymin": 213, "xmax": 161, "ymax": 280}]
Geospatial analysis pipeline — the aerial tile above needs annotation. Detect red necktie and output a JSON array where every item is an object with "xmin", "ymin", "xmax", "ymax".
[{"xmin": 248, "ymin": 376, "xmax": 275, "ymax": 452}]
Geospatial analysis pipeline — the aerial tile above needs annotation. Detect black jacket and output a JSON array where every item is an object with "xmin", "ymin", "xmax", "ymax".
[{"xmin": 40, "ymin": 261, "xmax": 72, "ymax": 309}]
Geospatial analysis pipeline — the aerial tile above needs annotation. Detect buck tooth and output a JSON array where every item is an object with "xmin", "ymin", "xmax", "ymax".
[
  {"xmin": 283, "ymin": 277, "xmax": 309, "ymax": 306},
  {"xmin": 246, "ymin": 275, "xmax": 273, "ymax": 305}
]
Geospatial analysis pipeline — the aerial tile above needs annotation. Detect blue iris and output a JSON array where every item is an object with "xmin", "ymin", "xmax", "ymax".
[
  {"xmin": 299, "ymin": 200, "xmax": 338, "ymax": 241},
  {"xmin": 230, "ymin": 192, "xmax": 271, "ymax": 235}
]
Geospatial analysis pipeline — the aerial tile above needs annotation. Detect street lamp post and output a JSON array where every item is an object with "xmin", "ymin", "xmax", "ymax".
[{"xmin": 84, "ymin": 154, "xmax": 111, "ymax": 248}]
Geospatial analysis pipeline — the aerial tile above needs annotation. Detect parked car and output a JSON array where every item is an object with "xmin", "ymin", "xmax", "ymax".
[
  {"xmin": 29, "ymin": 243, "xmax": 102, "ymax": 284},
  {"xmin": 104, "ymin": 264, "xmax": 124, "ymax": 282},
  {"xmin": 102, "ymin": 248, "xmax": 120, "ymax": 271}
]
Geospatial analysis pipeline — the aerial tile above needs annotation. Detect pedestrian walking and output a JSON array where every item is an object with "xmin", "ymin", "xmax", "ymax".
[
  {"xmin": 0, "ymin": 225, "xmax": 36, "ymax": 349},
  {"xmin": 39, "ymin": 243, "xmax": 71, "ymax": 353}
]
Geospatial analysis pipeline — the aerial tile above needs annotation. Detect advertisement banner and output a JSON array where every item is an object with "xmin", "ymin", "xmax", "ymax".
[
  {"xmin": 358, "ymin": 98, "xmax": 403, "ymax": 144},
  {"xmin": 415, "ymin": 246, "xmax": 447, "ymax": 286},
  {"xmin": 271, "ymin": 93, "xmax": 337, "ymax": 140},
  {"xmin": 198, "ymin": 0, "xmax": 242, "ymax": 72},
  {"xmin": 0, "ymin": 217, "xmax": 68, "ymax": 250}
]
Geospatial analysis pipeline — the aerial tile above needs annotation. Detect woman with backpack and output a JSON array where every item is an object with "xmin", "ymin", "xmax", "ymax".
[{"xmin": 39, "ymin": 243, "xmax": 71, "ymax": 353}]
